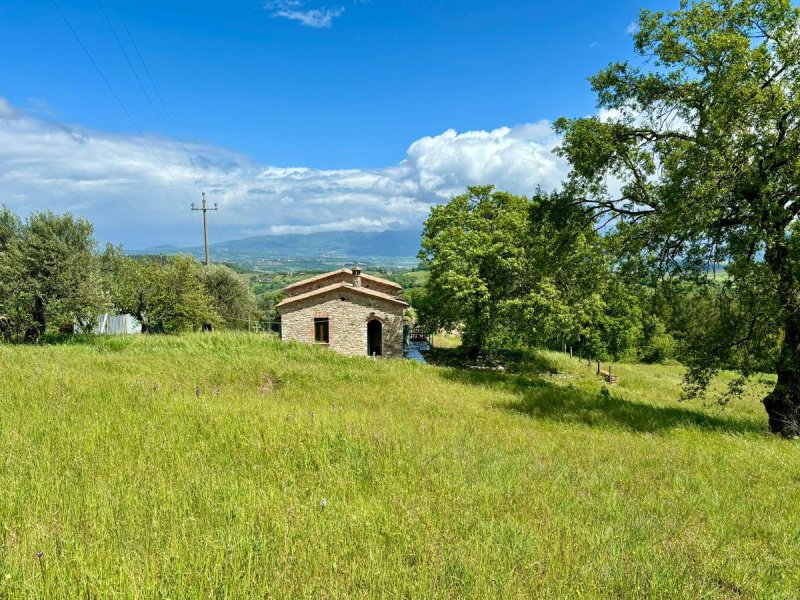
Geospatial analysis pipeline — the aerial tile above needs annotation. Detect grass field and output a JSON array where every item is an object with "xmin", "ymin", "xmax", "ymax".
[
  {"xmin": 398, "ymin": 270, "xmax": 430, "ymax": 288},
  {"xmin": 0, "ymin": 333, "xmax": 798, "ymax": 597}
]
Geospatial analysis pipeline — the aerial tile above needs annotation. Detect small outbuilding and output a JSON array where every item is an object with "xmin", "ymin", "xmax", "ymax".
[
  {"xmin": 93, "ymin": 313, "xmax": 142, "ymax": 335},
  {"xmin": 275, "ymin": 266, "xmax": 408, "ymax": 357}
]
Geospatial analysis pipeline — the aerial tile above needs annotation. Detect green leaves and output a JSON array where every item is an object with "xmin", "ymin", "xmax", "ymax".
[
  {"xmin": 102, "ymin": 252, "xmax": 221, "ymax": 334},
  {"xmin": 419, "ymin": 186, "xmax": 528, "ymax": 355},
  {"xmin": 0, "ymin": 208, "xmax": 105, "ymax": 340},
  {"xmin": 418, "ymin": 187, "xmax": 642, "ymax": 360},
  {"xmin": 199, "ymin": 264, "xmax": 258, "ymax": 329},
  {"xmin": 558, "ymin": 0, "xmax": 800, "ymax": 430},
  {"xmin": 1, "ymin": 206, "xmax": 255, "ymax": 341}
]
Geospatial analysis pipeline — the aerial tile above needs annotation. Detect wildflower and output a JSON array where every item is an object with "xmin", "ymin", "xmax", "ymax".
[
  {"xmin": 320, "ymin": 498, "xmax": 327, "ymax": 509},
  {"xmin": 34, "ymin": 551, "xmax": 43, "ymax": 560},
  {"xmin": 195, "ymin": 387, "xmax": 201, "ymax": 397}
]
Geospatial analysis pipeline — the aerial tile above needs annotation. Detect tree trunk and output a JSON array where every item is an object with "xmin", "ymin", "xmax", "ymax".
[
  {"xmin": 24, "ymin": 296, "xmax": 45, "ymax": 343},
  {"xmin": 763, "ymin": 239, "xmax": 800, "ymax": 437},
  {"xmin": 466, "ymin": 343, "xmax": 482, "ymax": 360},
  {"xmin": 136, "ymin": 296, "xmax": 148, "ymax": 334},
  {"xmin": 464, "ymin": 302, "xmax": 486, "ymax": 359},
  {"xmin": 763, "ymin": 310, "xmax": 800, "ymax": 437}
]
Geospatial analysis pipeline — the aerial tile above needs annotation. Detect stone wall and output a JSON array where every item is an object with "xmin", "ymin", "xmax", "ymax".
[{"xmin": 279, "ymin": 289, "xmax": 405, "ymax": 357}]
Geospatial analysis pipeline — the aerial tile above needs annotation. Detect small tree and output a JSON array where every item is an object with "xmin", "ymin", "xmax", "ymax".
[
  {"xmin": 99, "ymin": 245, "xmax": 162, "ymax": 333},
  {"xmin": 149, "ymin": 255, "xmax": 218, "ymax": 333},
  {"xmin": 200, "ymin": 264, "xmax": 258, "ymax": 329},
  {"xmin": 101, "ymin": 250, "xmax": 219, "ymax": 334},
  {"xmin": 6, "ymin": 210, "xmax": 105, "ymax": 341}
]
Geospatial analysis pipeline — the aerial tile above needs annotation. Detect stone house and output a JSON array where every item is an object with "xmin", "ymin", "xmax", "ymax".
[{"xmin": 275, "ymin": 266, "xmax": 408, "ymax": 357}]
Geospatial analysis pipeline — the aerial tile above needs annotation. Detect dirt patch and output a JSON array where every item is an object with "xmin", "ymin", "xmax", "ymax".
[{"xmin": 259, "ymin": 373, "xmax": 279, "ymax": 395}]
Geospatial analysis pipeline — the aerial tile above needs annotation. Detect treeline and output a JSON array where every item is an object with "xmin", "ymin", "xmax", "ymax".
[
  {"xmin": 415, "ymin": 186, "xmax": 778, "ymax": 370},
  {"xmin": 0, "ymin": 207, "xmax": 258, "ymax": 342}
]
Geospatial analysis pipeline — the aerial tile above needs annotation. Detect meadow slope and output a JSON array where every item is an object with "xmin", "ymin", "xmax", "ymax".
[{"xmin": 0, "ymin": 333, "xmax": 798, "ymax": 598}]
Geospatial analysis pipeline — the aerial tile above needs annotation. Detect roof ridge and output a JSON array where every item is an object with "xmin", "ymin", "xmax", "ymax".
[
  {"xmin": 282, "ymin": 269, "xmax": 349, "ymax": 292},
  {"xmin": 275, "ymin": 281, "xmax": 409, "ymax": 309},
  {"xmin": 283, "ymin": 268, "xmax": 402, "ymax": 292}
]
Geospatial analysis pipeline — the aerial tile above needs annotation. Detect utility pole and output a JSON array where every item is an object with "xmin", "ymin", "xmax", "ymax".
[{"xmin": 191, "ymin": 192, "xmax": 218, "ymax": 266}]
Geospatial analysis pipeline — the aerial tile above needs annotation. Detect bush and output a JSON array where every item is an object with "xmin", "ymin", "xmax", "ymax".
[{"xmin": 640, "ymin": 318, "xmax": 677, "ymax": 363}]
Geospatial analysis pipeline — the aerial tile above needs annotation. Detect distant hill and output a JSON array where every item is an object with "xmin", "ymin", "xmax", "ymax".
[{"xmin": 133, "ymin": 229, "xmax": 422, "ymax": 270}]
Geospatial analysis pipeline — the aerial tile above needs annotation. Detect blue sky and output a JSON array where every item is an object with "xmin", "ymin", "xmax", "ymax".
[{"xmin": 0, "ymin": 0, "xmax": 660, "ymax": 247}]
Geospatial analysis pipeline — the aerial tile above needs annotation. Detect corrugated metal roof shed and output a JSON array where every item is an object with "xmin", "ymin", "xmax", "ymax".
[{"xmin": 93, "ymin": 313, "xmax": 142, "ymax": 335}]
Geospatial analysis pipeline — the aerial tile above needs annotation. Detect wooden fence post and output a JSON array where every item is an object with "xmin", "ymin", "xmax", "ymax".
[
  {"xmin": 608, "ymin": 364, "xmax": 613, "ymax": 384},
  {"xmin": 596, "ymin": 360, "xmax": 600, "ymax": 375},
  {"xmin": 569, "ymin": 347, "xmax": 573, "ymax": 359}
]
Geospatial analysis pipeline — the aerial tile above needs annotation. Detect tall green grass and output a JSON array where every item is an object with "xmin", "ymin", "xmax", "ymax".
[{"xmin": 0, "ymin": 333, "xmax": 797, "ymax": 597}]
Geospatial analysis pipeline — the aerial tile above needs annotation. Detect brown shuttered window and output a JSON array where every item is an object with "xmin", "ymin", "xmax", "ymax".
[{"xmin": 314, "ymin": 318, "xmax": 329, "ymax": 344}]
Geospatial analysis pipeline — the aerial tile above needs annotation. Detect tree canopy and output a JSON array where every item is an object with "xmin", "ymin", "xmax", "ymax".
[
  {"xmin": 0, "ymin": 209, "xmax": 104, "ymax": 341},
  {"xmin": 199, "ymin": 263, "xmax": 258, "ymax": 329},
  {"xmin": 418, "ymin": 186, "xmax": 642, "ymax": 360},
  {"xmin": 0, "ymin": 206, "xmax": 265, "ymax": 340},
  {"xmin": 419, "ymin": 186, "xmax": 528, "ymax": 356},
  {"xmin": 100, "ymin": 249, "xmax": 220, "ymax": 334},
  {"xmin": 555, "ymin": 0, "xmax": 800, "ymax": 435}
]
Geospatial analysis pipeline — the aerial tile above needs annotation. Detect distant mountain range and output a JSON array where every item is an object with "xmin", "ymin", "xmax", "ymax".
[{"xmin": 133, "ymin": 229, "xmax": 423, "ymax": 270}]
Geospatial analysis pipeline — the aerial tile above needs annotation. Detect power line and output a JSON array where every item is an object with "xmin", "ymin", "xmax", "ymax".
[
  {"xmin": 110, "ymin": 0, "xmax": 204, "ymax": 183},
  {"xmin": 51, "ymin": 0, "xmax": 194, "ymax": 201},
  {"xmin": 95, "ymin": 0, "xmax": 195, "ymax": 185}
]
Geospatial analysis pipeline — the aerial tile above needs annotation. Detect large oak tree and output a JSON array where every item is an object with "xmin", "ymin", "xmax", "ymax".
[{"xmin": 555, "ymin": 0, "xmax": 800, "ymax": 435}]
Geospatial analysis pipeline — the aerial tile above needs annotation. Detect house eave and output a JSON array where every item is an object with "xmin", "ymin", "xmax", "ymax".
[
  {"xmin": 275, "ymin": 282, "xmax": 409, "ymax": 310},
  {"xmin": 282, "ymin": 268, "xmax": 403, "ymax": 295}
]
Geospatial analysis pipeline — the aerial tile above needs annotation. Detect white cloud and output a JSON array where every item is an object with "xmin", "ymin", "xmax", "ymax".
[
  {"xmin": 265, "ymin": 1, "xmax": 345, "ymax": 28},
  {"xmin": 0, "ymin": 98, "xmax": 570, "ymax": 248},
  {"xmin": 626, "ymin": 21, "xmax": 640, "ymax": 35},
  {"xmin": 0, "ymin": 98, "xmax": 21, "ymax": 119},
  {"xmin": 273, "ymin": 7, "xmax": 344, "ymax": 27}
]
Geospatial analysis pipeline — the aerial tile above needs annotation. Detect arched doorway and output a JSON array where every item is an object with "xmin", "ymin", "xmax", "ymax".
[{"xmin": 367, "ymin": 319, "xmax": 382, "ymax": 356}]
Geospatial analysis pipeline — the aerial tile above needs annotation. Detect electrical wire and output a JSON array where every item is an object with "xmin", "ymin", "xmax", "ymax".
[
  {"xmin": 51, "ymin": 0, "xmax": 194, "ymax": 202},
  {"xmin": 95, "ymin": 0, "xmax": 198, "ymax": 188},
  {"xmin": 110, "ymin": 0, "xmax": 204, "ymax": 184}
]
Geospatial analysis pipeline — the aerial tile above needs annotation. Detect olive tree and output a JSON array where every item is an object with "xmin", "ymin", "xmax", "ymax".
[
  {"xmin": 199, "ymin": 264, "xmax": 258, "ymax": 329},
  {"xmin": 100, "ymin": 249, "xmax": 219, "ymax": 334},
  {"xmin": 0, "ymin": 209, "xmax": 105, "ymax": 341}
]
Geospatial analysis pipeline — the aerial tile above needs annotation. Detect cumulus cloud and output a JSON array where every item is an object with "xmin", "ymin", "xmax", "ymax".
[
  {"xmin": 0, "ymin": 97, "xmax": 570, "ymax": 248},
  {"xmin": 265, "ymin": 1, "xmax": 345, "ymax": 28}
]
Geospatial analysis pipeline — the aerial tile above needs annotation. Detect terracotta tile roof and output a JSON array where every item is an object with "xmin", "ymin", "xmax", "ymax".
[
  {"xmin": 275, "ymin": 282, "xmax": 409, "ymax": 309},
  {"xmin": 283, "ymin": 268, "xmax": 402, "ymax": 293},
  {"xmin": 358, "ymin": 272, "xmax": 403, "ymax": 290}
]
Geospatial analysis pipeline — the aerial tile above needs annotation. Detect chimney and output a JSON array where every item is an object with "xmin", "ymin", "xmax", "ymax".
[{"xmin": 352, "ymin": 264, "xmax": 362, "ymax": 288}]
